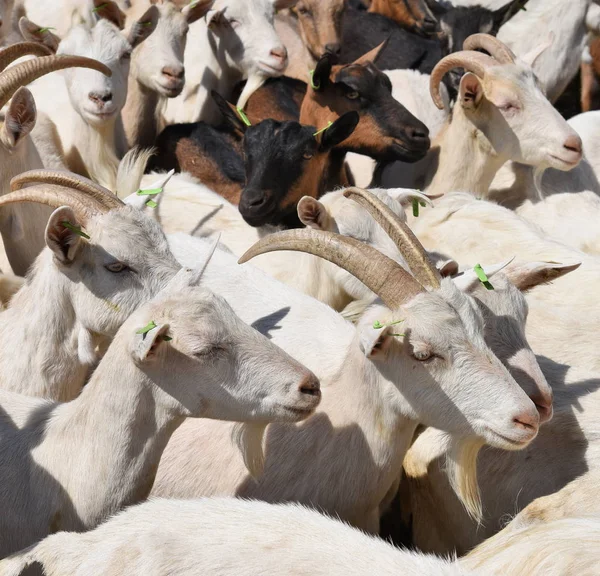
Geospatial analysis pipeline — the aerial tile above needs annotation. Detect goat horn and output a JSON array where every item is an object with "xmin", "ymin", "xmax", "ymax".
[
  {"xmin": 343, "ymin": 187, "xmax": 441, "ymax": 290},
  {"xmin": 11, "ymin": 170, "xmax": 124, "ymax": 211},
  {"xmin": 238, "ymin": 229, "xmax": 424, "ymax": 310},
  {"xmin": 0, "ymin": 55, "xmax": 112, "ymax": 110},
  {"xmin": 0, "ymin": 42, "xmax": 53, "ymax": 72},
  {"xmin": 0, "ymin": 184, "xmax": 104, "ymax": 224},
  {"xmin": 463, "ymin": 34, "xmax": 516, "ymax": 65},
  {"xmin": 430, "ymin": 51, "xmax": 498, "ymax": 110}
]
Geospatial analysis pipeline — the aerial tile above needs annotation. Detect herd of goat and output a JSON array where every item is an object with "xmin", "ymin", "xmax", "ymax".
[{"xmin": 0, "ymin": 0, "xmax": 598, "ymax": 574}]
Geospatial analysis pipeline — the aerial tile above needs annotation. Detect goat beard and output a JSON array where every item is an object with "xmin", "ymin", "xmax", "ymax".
[
  {"xmin": 445, "ymin": 436, "xmax": 485, "ymax": 523},
  {"xmin": 231, "ymin": 421, "xmax": 267, "ymax": 479}
]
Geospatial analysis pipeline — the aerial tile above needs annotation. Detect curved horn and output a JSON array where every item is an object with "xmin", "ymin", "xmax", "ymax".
[
  {"xmin": 463, "ymin": 33, "xmax": 516, "ymax": 65},
  {"xmin": 0, "ymin": 55, "xmax": 112, "ymax": 110},
  {"xmin": 0, "ymin": 184, "xmax": 104, "ymax": 224},
  {"xmin": 343, "ymin": 187, "xmax": 441, "ymax": 290},
  {"xmin": 0, "ymin": 42, "xmax": 53, "ymax": 72},
  {"xmin": 239, "ymin": 229, "xmax": 424, "ymax": 310},
  {"xmin": 430, "ymin": 51, "xmax": 498, "ymax": 109},
  {"xmin": 11, "ymin": 170, "xmax": 124, "ymax": 210}
]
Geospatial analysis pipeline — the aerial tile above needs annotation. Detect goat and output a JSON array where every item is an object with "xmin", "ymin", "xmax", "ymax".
[
  {"xmin": 151, "ymin": 188, "xmax": 541, "ymax": 530},
  {"xmin": 0, "ymin": 262, "xmax": 319, "ymax": 559},
  {"xmin": 153, "ymin": 93, "xmax": 359, "ymax": 228},
  {"xmin": 121, "ymin": 0, "xmax": 213, "ymax": 148},
  {"xmin": 381, "ymin": 35, "xmax": 582, "ymax": 196},
  {"xmin": 369, "ymin": 0, "xmax": 438, "ymax": 36},
  {"xmin": 163, "ymin": 0, "xmax": 295, "ymax": 125},
  {"xmin": 0, "ymin": 498, "xmax": 470, "ymax": 576},
  {"xmin": 26, "ymin": 1, "xmax": 157, "ymax": 189}
]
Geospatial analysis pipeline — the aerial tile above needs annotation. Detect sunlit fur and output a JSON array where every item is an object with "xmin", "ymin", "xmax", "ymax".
[
  {"xmin": 150, "ymin": 235, "xmax": 536, "ymax": 533},
  {"xmin": 164, "ymin": 0, "xmax": 290, "ymax": 124},
  {"xmin": 0, "ymin": 499, "xmax": 467, "ymax": 576},
  {"xmin": 0, "ymin": 282, "xmax": 317, "ymax": 559}
]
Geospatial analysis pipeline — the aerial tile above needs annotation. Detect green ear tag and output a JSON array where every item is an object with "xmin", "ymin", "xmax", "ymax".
[
  {"xmin": 145, "ymin": 199, "xmax": 158, "ymax": 208},
  {"xmin": 140, "ymin": 21, "xmax": 153, "ymax": 27},
  {"xmin": 309, "ymin": 69, "xmax": 320, "ymax": 90},
  {"xmin": 136, "ymin": 188, "xmax": 162, "ymax": 196},
  {"xmin": 92, "ymin": 3, "xmax": 109, "ymax": 12},
  {"xmin": 373, "ymin": 319, "xmax": 404, "ymax": 330},
  {"xmin": 313, "ymin": 120, "xmax": 333, "ymax": 137},
  {"xmin": 61, "ymin": 221, "xmax": 90, "ymax": 240},
  {"xmin": 474, "ymin": 263, "xmax": 494, "ymax": 290},
  {"xmin": 37, "ymin": 27, "xmax": 56, "ymax": 33},
  {"xmin": 412, "ymin": 198, "xmax": 419, "ymax": 217},
  {"xmin": 162, "ymin": 335, "xmax": 172, "ymax": 342},
  {"xmin": 236, "ymin": 107, "xmax": 251, "ymax": 127},
  {"xmin": 136, "ymin": 320, "xmax": 157, "ymax": 336}
]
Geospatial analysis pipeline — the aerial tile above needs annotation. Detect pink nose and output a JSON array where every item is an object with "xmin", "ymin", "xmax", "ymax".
[
  {"xmin": 530, "ymin": 391, "xmax": 554, "ymax": 424},
  {"xmin": 270, "ymin": 46, "xmax": 287, "ymax": 65},
  {"xmin": 563, "ymin": 134, "xmax": 582, "ymax": 156},
  {"xmin": 513, "ymin": 408, "xmax": 539, "ymax": 436},
  {"xmin": 161, "ymin": 66, "xmax": 184, "ymax": 81}
]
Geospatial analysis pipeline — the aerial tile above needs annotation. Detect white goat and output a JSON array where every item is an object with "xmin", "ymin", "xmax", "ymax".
[
  {"xmin": 0, "ymin": 499, "xmax": 468, "ymax": 576},
  {"xmin": 121, "ymin": 0, "xmax": 213, "ymax": 148},
  {"xmin": 27, "ymin": 1, "xmax": 157, "ymax": 189},
  {"xmin": 163, "ymin": 0, "xmax": 296, "ymax": 124},
  {"xmin": 0, "ymin": 43, "xmax": 113, "ymax": 276},
  {"xmin": 0, "ymin": 264, "xmax": 319, "ymax": 559},
  {"xmin": 380, "ymin": 34, "xmax": 582, "ymax": 197},
  {"xmin": 148, "ymin": 190, "xmax": 542, "ymax": 530}
]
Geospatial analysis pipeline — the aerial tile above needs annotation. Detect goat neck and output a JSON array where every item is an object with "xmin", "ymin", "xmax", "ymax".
[{"xmin": 122, "ymin": 72, "xmax": 162, "ymax": 149}]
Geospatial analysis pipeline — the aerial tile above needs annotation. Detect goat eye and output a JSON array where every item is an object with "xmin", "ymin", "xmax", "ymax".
[
  {"xmin": 303, "ymin": 152, "xmax": 314, "ymax": 160},
  {"xmin": 500, "ymin": 103, "xmax": 518, "ymax": 113},
  {"xmin": 346, "ymin": 91, "xmax": 360, "ymax": 100},
  {"xmin": 413, "ymin": 349, "xmax": 432, "ymax": 362},
  {"xmin": 105, "ymin": 262, "xmax": 128, "ymax": 273},
  {"xmin": 121, "ymin": 51, "xmax": 132, "ymax": 60},
  {"xmin": 297, "ymin": 6, "xmax": 310, "ymax": 15}
]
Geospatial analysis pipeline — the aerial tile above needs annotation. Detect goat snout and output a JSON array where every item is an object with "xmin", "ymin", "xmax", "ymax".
[
  {"xmin": 162, "ymin": 66, "xmax": 184, "ymax": 81},
  {"xmin": 260, "ymin": 46, "xmax": 288, "ymax": 74},
  {"xmin": 421, "ymin": 15, "xmax": 438, "ymax": 34},
  {"xmin": 88, "ymin": 91, "xmax": 113, "ymax": 106},
  {"xmin": 407, "ymin": 125, "xmax": 430, "ymax": 146},
  {"xmin": 530, "ymin": 391, "xmax": 554, "ymax": 424},
  {"xmin": 563, "ymin": 134, "xmax": 583, "ymax": 157},
  {"xmin": 512, "ymin": 408, "xmax": 539, "ymax": 437},
  {"xmin": 298, "ymin": 374, "xmax": 321, "ymax": 398},
  {"xmin": 324, "ymin": 42, "xmax": 341, "ymax": 57}
]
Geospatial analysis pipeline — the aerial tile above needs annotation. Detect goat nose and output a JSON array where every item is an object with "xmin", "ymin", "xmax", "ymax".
[
  {"xmin": 513, "ymin": 409, "xmax": 539, "ymax": 435},
  {"xmin": 88, "ymin": 91, "xmax": 112, "ymax": 105},
  {"xmin": 530, "ymin": 392, "xmax": 554, "ymax": 424},
  {"xmin": 162, "ymin": 66, "xmax": 184, "ymax": 80},
  {"xmin": 325, "ymin": 42, "xmax": 341, "ymax": 56},
  {"xmin": 270, "ymin": 46, "xmax": 287, "ymax": 64},
  {"xmin": 298, "ymin": 374, "xmax": 321, "ymax": 398},
  {"xmin": 248, "ymin": 195, "xmax": 267, "ymax": 208},
  {"xmin": 423, "ymin": 16, "xmax": 438, "ymax": 31},
  {"xmin": 408, "ymin": 126, "xmax": 430, "ymax": 142},
  {"xmin": 563, "ymin": 134, "xmax": 582, "ymax": 156}
]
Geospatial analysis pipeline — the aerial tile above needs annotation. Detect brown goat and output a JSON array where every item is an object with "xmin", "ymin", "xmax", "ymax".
[
  {"xmin": 290, "ymin": 0, "xmax": 346, "ymax": 59},
  {"xmin": 369, "ymin": 0, "xmax": 438, "ymax": 37},
  {"xmin": 581, "ymin": 35, "xmax": 600, "ymax": 112}
]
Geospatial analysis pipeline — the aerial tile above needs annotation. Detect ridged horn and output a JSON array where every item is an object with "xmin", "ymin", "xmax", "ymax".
[
  {"xmin": 238, "ymin": 229, "xmax": 424, "ymax": 310},
  {"xmin": 0, "ymin": 184, "xmax": 105, "ymax": 224},
  {"xmin": 0, "ymin": 42, "xmax": 53, "ymax": 72},
  {"xmin": 343, "ymin": 187, "xmax": 441, "ymax": 290},
  {"xmin": 0, "ymin": 55, "xmax": 112, "ymax": 110},
  {"xmin": 11, "ymin": 170, "xmax": 124, "ymax": 211},
  {"xmin": 430, "ymin": 51, "xmax": 498, "ymax": 110},
  {"xmin": 463, "ymin": 33, "xmax": 516, "ymax": 65}
]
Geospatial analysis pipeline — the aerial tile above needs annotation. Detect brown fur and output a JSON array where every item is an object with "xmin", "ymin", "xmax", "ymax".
[
  {"xmin": 582, "ymin": 36, "xmax": 600, "ymax": 112},
  {"xmin": 291, "ymin": 0, "xmax": 345, "ymax": 59},
  {"xmin": 369, "ymin": 0, "xmax": 435, "ymax": 34}
]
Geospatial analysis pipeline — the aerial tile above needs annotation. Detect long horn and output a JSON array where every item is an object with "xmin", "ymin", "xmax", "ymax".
[
  {"xmin": 0, "ymin": 55, "xmax": 112, "ymax": 110},
  {"xmin": 463, "ymin": 33, "xmax": 516, "ymax": 65},
  {"xmin": 430, "ymin": 51, "xmax": 498, "ymax": 109},
  {"xmin": 0, "ymin": 184, "xmax": 104, "ymax": 224},
  {"xmin": 11, "ymin": 170, "xmax": 124, "ymax": 211},
  {"xmin": 0, "ymin": 42, "xmax": 53, "ymax": 72},
  {"xmin": 343, "ymin": 187, "xmax": 441, "ymax": 290},
  {"xmin": 239, "ymin": 229, "xmax": 424, "ymax": 310}
]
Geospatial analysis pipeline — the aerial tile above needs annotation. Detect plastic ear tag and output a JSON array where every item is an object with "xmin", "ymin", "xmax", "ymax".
[
  {"xmin": 136, "ymin": 170, "xmax": 174, "ymax": 208},
  {"xmin": 373, "ymin": 319, "xmax": 404, "ymax": 330},
  {"xmin": 474, "ymin": 263, "xmax": 494, "ymax": 290},
  {"xmin": 61, "ymin": 221, "xmax": 90, "ymax": 239},
  {"xmin": 412, "ymin": 199, "xmax": 426, "ymax": 217},
  {"xmin": 313, "ymin": 120, "xmax": 333, "ymax": 137},
  {"xmin": 37, "ymin": 27, "xmax": 56, "ymax": 33},
  {"xmin": 309, "ymin": 69, "xmax": 320, "ymax": 90},
  {"xmin": 140, "ymin": 21, "xmax": 153, "ymax": 27},
  {"xmin": 92, "ymin": 3, "xmax": 109, "ymax": 12},
  {"xmin": 236, "ymin": 107, "xmax": 251, "ymax": 127}
]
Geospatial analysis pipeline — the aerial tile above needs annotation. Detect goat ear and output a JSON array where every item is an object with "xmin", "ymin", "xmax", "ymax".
[
  {"xmin": 459, "ymin": 73, "xmax": 483, "ymax": 109},
  {"xmin": 491, "ymin": 0, "xmax": 528, "ymax": 30},
  {"xmin": 18, "ymin": 17, "xmax": 60, "ymax": 53},
  {"xmin": 45, "ymin": 207, "xmax": 85, "ymax": 264},
  {"xmin": 93, "ymin": 0, "xmax": 127, "ymax": 30},
  {"xmin": 452, "ymin": 259, "xmax": 515, "ymax": 292},
  {"xmin": 359, "ymin": 322, "xmax": 394, "ymax": 360},
  {"xmin": 3, "ymin": 87, "xmax": 36, "ymax": 148},
  {"xmin": 354, "ymin": 39, "xmax": 388, "ymax": 66},
  {"xmin": 206, "ymin": 8, "xmax": 225, "ymax": 28},
  {"xmin": 182, "ymin": 0, "xmax": 215, "ymax": 24},
  {"xmin": 126, "ymin": 6, "xmax": 159, "ymax": 49},
  {"xmin": 520, "ymin": 34, "xmax": 553, "ymax": 69},
  {"xmin": 438, "ymin": 259, "xmax": 459, "ymax": 278},
  {"xmin": 503, "ymin": 261, "xmax": 581, "ymax": 293},
  {"xmin": 297, "ymin": 196, "xmax": 330, "ymax": 230},
  {"xmin": 212, "ymin": 90, "xmax": 248, "ymax": 134},
  {"xmin": 132, "ymin": 322, "xmax": 171, "ymax": 364},
  {"xmin": 311, "ymin": 53, "xmax": 334, "ymax": 92},
  {"xmin": 385, "ymin": 188, "xmax": 433, "ymax": 210},
  {"xmin": 317, "ymin": 111, "xmax": 359, "ymax": 151}
]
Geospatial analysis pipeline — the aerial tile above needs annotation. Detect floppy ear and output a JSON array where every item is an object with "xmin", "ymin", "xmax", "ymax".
[
  {"xmin": 503, "ymin": 261, "xmax": 581, "ymax": 292},
  {"xmin": 318, "ymin": 111, "xmax": 359, "ymax": 151},
  {"xmin": 92, "ymin": 0, "xmax": 127, "ymax": 29},
  {"xmin": 297, "ymin": 197, "xmax": 331, "ymax": 230},
  {"xmin": 18, "ymin": 17, "xmax": 60, "ymax": 52},
  {"xmin": 45, "ymin": 207, "xmax": 86, "ymax": 264},
  {"xmin": 353, "ymin": 39, "xmax": 388, "ymax": 66},
  {"xmin": 311, "ymin": 53, "xmax": 334, "ymax": 92},
  {"xmin": 182, "ymin": 0, "xmax": 215, "ymax": 24},
  {"xmin": 3, "ymin": 87, "xmax": 37, "ymax": 148},
  {"xmin": 459, "ymin": 72, "xmax": 484, "ymax": 110},
  {"xmin": 492, "ymin": 0, "xmax": 528, "ymax": 31},
  {"xmin": 126, "ymin": 6, "xmax": 159, "ymax": 49},
  {"xmin": 212, "ymin": 90, "xmax": 248, "ymax": 135},
  {"xmin": 131, "ymin": 322, "xmax": 171, "ymax": 364}
]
